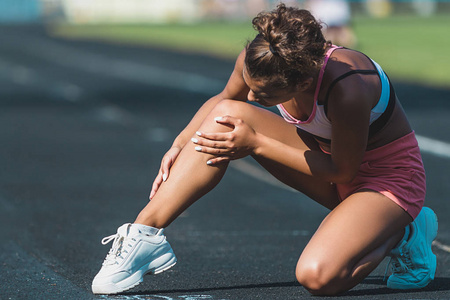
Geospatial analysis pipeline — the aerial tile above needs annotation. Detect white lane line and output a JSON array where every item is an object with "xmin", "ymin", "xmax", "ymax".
[
  {"xmin": 147, "ymin": 127, "xmax": 172, "ymax": 142},
  {"xmin": 16, "ymin": 36, "xmax": 450, "ymax": 161},
  {"xmin": 231, "ymin": 160, "xmax": 450, "ymax": 252},
  {"xmin": 23, "ymin": 36, "xmax": 224, "ymax": 95},
  {"xmin": 0, "ymin": 58, "xmax": 84, "ymax": 102},
  {"xmin": 11, "ymin": 65, "xmax": 33, "ymax": 84},
  {"xmin": 112, "ymin": 59, "xmax": 224, "ymax": 94},
  {"xmin": 416, "ymin": 134, "xmax": 450, "ymax": 159},
  {"xmin": 230, "ymin": 159, "xmax": 450, "ymax": 253},
  {"xmin": 96, "ymin": 294, "xmax": 220, "ymax": 300},
  {"xmin": 53, "ymin": 83, "xmax": 83, "ymax": 102},
  {"xmin": 96, "ymin": 104, "xmax": 136, "ymax": 125},
  {"xmin": 433, "ymin": 240, "xmax": 450, "ymax": 253},
  {"xmin": 4, "ymin": 36, "xmax": 450, "ymax": 263}
]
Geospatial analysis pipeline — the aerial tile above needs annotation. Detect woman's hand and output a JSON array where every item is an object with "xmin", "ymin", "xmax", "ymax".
[
  {"xmin": 149, "ymin": 146, "xmax": 182, "ymax": 199},
  {"xmin": 193, "ymin": 116, "xmax": 258, "ymax": 165}
]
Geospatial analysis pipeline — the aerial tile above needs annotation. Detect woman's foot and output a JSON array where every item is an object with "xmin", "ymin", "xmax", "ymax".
[
  {"xmin": 387, "ymin": 207, "xmax": 438, "ymax": 289},
  {"xmin": 92, "ymin": 223, "xmax": 177, "ymax": 294}
]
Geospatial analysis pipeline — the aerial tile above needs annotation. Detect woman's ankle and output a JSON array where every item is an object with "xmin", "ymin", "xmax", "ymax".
[{"xmin": 134, "ymin": 212, "xmax": 169, "ymax": 229}]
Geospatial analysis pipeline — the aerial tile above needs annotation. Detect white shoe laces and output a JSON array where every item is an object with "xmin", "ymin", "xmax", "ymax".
[{"xmin": 101, "ymin": 232, "xmax": 137, "ymax": 266}]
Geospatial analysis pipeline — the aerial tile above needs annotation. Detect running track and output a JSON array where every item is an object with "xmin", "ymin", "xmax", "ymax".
[{"xmin": 0, "ymin": 25, "xmax": 449, "ymax": 300}]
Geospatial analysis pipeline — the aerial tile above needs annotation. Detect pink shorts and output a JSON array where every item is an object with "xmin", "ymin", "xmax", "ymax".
[{"xmin": 336, "ymin": 132, "xmax": 426, "ymax": 220}]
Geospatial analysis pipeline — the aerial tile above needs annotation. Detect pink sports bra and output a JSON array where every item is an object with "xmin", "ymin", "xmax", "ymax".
[{"xmin": 276, "ymin": 45, "xmax": 395, "ymax": 144}]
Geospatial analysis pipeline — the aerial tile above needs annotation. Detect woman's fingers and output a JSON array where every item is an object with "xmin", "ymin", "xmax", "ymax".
[
  {"xmin": 192, "ymin": 115, "xmax": 253, "ymax": 164},
  {"xmin": 207, "ymin": 156, "xmax": 230, "ymax": 165},
  {"xmin": 214, "ymin": 115, "xmax": 241, "ymax": 126},
  {"xmin": 150, "ymin": 171, "xmax": 163, "ymax": 199},
  {"xmin": 194, "ymin": 145, "xmax": 230, "ymax": 155},
  {"xmin": 161, "ymin": 156, "xmax": 172, "ymax": 182},
  {"xmin": 149, "ymin": 146, "xmax": 182, "ymax": 199},
  {"xmin": 150, "ymin": 159, "xmax": 171, "ymax": 199},
  {"xmin": 195, "ymin": 115, "xmax": 238, "ymax": 140},
  {"xmin": 195, "ymin": 130, "xmax": 229, "ymax": 142},
  {"xmin": 191, "ymin": 136, "xmax": 229, "ymax": 150}
]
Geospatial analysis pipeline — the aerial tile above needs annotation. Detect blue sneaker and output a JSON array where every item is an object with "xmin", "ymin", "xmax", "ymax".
[{"xmin": 386, "ymin": 207, "xmax": 438, "ymax": 289}]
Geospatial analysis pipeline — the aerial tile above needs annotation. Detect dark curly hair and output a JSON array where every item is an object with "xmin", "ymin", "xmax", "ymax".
[{"xmin": 245, "ymin": 3, "xmax": 330, "ymax": 90}]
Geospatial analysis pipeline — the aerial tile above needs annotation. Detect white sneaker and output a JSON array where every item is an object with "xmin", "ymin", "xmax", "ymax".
[{"xmin": 92, "ymin": 223, "xmax": 177, "ymax": 294}]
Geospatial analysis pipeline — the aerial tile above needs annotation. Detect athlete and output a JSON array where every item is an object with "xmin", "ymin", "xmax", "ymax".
[
  {"xmin": 306, "ymin": 0, "xmax": 357, "ymax": 48},
  {"xmin": 91, "ymin": 4, "xmax": 438, "ymax": 296}
]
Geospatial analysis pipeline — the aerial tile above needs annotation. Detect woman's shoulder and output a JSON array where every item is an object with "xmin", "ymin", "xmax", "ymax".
[
  {"xmin": 320, "ymin": 48, "xmax": 381, "ymax": 110},
  {"xmin": 327, "ymin": 48, "xmax": 376, "ymax": 74},
  {"xmin": 320, "ymin": 47, "xmax": 380, "ymax": 94}
]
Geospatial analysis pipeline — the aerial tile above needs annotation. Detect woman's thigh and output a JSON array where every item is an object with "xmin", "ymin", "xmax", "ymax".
[
  {"xmin": 207, "ymin": 99, "xmax": 340, "ymax": 209},
  {"xmin": 296, "ymin": 191, "xmax": 413, "ymax": 289},
  {"xmin": 205, "ymin": 99, "xmax": 311, "ymax": 148}
]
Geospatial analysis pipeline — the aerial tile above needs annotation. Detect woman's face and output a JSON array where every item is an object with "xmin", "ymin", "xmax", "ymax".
[{"xmin": 242, "ymin": 67, "xmax": 298, "ymax": 107}]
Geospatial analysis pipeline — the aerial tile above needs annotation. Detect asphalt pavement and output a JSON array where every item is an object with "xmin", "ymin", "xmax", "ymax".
[{"xmin": 0, "ymin": 25, "xmax": 449, "ymax": 300}]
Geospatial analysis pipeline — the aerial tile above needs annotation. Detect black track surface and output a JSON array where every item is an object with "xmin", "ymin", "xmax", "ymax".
[{"xmin": 0, "ymin": 25, "xmax": 449, "ymax": 300}]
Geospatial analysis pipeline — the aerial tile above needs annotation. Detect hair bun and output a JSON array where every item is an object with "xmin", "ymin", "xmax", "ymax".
[
  {"xmin": 269, "ymin": 44, "xmax": 278, "ymax": 55},
  {"xmin": 245, "ymin": 3, "xmax": 328, "ymax": 89}
]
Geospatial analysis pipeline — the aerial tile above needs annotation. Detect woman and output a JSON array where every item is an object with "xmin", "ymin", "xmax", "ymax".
[{"xmin": 91, "ymin": 4, "xmax": 437, "ymax": 296}]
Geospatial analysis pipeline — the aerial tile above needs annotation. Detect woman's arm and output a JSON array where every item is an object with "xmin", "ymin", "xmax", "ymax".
[
  {"xmin": 150, "ymin": 49, "xmax": 249, "ymax": 198},
  {"xmin": 253, "ymin": 75, "xmax": 372, "ymax": 184},
  {"xmin": 199, "ymin": 74, "xmax": 373, "ymax": 184},
  {"xmin": 171, "ymin": 49, "xmax": 249, "ymax": 149}
]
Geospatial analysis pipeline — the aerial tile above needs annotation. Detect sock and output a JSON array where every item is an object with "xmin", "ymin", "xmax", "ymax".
[{"xmin": 132, "ymin": 223, "xmax": 160, "ymax": 235}]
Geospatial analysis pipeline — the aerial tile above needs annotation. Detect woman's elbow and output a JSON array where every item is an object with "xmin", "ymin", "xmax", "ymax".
[{"xmin": 331, "ymin": 170, "xmax": 357, "ymax": 184}]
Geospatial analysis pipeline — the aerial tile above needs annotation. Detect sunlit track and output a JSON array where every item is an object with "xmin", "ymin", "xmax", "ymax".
[
  {"xmin": 5, "ymin": 35, "xmax": 224, "ymax": 95},
  {"xmin": 0, "ymin": 57, "xmax": 84, "ymax": 102},
  {"xmin": 0, "ymin": 26, "xmax": 449, "ymax": 299},
  {"xmin": 433, "ymin": 240, "xmax": 450, "ymax": 253},
  {"xmin": 3, "ymin": 37, "xmax": 450, "ymax": 161},
  {"xmin": 417, "ymin": 135, "xmax": 450, "ymax": 159}
]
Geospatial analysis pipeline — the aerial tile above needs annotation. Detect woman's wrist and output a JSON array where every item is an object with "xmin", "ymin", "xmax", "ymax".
[
  {"xmin": 252, "ymin": 132, "xmax": 265, "ymax": 157},
  {"xmin": 171, "ymin": 136, "xmax": 186, "ymax": 150}
]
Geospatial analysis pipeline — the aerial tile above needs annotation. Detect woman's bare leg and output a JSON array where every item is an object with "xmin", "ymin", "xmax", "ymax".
[
  {"xmin": 295, "ymin": 191, "xmax": 412, "ymax": 295},
  {"xmin": 135, "ymin": 100, "xmax": 338, "ymax": 228},
  {"xmin": 134, "ymin": 99, "xmax": 411, "ymax": 295}
]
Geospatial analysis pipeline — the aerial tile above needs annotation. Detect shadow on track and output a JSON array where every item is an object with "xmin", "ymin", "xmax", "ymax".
[
  {"xmin": 125, "ymin": 281, "xmax": 300, "ymax": 295},
  {"xmin": 343, "ymin": 276, "xmax": 450, "ymax": 297},
  {"xmin": 121, "ymin": 277, "xmax": 450, "ymax": 297}
]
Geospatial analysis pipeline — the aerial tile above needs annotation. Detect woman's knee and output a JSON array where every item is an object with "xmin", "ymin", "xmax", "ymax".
[
  {"xmin": 198, "ymin": 99, "xmax": 250, "ymax": 132},
  {"xmin": 296, "ymin": 259, "xmax": 349, "ymax": 296},
  {"xmin": 209, "ymin": 99, "xmax": 248, "ymax": 119}
]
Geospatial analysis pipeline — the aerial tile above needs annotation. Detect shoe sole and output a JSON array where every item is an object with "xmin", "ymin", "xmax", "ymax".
[
  {"xmin": 423, "ymin": 207, "xmax": 438, "ymax": 282},
  {"xmin": 92, "ymin": 251, "xmax": 177, "ymax": 294}
]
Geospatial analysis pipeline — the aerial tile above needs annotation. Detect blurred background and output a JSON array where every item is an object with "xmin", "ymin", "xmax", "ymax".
[
  {"xmin": 3, "ymin": 0, "xmax": 450, "ymax": 22},
  {"xmin": 1, "ymin": 1, "xmax": 450, "ymax": 299},
  {"xmin": 1, "ymin": 0, "xmax": 450, "ymax": 86}
]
